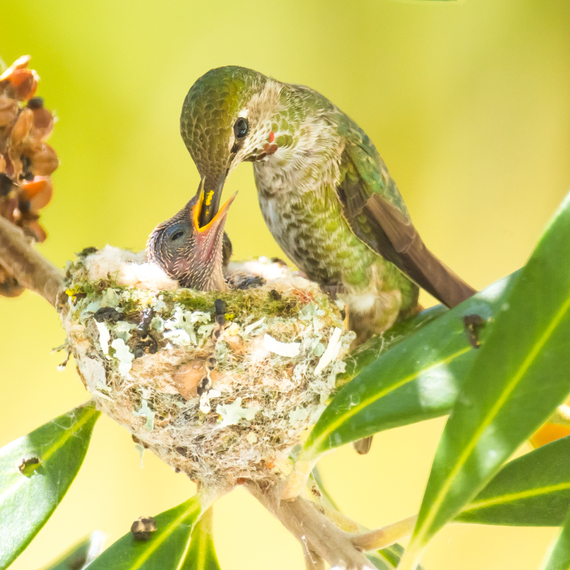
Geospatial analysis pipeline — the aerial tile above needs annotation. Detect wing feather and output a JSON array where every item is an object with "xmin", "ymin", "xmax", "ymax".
[{"xmin": 336, "ymin": 121, "xmax": 476, "ymax": 308}]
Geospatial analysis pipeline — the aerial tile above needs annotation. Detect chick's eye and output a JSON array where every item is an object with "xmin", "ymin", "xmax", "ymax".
[
  {"xmin": 168, "ymin": 226, "xmax": 186, "ymax": 242},
  {"xmin": 234, "ymin": 118, "xmax": 249, "ymax": 139}
]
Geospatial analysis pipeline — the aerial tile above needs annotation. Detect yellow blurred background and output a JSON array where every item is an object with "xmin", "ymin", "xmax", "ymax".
[{"xmin": 1, "ymin": 0, "xmax": 570, "ymax": 568}]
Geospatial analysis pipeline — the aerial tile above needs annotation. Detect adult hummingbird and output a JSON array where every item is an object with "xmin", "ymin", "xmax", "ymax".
[
  {"xmin": 179, "ymin": 67, "xmax": 476, "ymax": 345},
  {"xmin": 147, "ymin": 179, "xmax": 235, "ymax": 291}
]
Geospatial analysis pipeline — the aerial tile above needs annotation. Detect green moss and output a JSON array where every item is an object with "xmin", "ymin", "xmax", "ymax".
[
  {"xmin": 160, "ymin": 288, "xmax": 308, "ymax": 321},
  {"xmin": 63, "ymin": 252, "xmax": 340, "ymax": 326},
  {"xmin": 118, "ymin": 295, "xmax": 142, "ymax": 320}
]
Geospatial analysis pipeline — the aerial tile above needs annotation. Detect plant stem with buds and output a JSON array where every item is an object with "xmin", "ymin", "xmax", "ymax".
[{"xmin": 0, "ymin": 216, "xmax": 63, "ymax": 306}]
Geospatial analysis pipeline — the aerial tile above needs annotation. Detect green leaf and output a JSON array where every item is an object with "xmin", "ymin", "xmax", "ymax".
[
  {"xmin": 87, "ymin": 496, "xmax": 203, "ymax": 569},
  {"xmin": 400, "ymin": 191, "xmax": 570, "ymax": 569},
  {"xmin": 539, "ymin": 508, "xmax": 570, "ymax": 570},
  {"xmin": 336, "ymin": 304, "xmax": 448, "ymax": 387},
  {"xmin": 367, "ymin": 544, "xmax": 402, "ymax": 570},
  {"xmin": 300, "ymin": 273, "xmax": 514, "ymax": 461},
  {"xmin": 41, "ymin": 531, "xmax": 106, "ymax": 570},
  {"xmin": 369, "ymin": 543, "xmax": 421, "ymax": 570},
  {"xmin": 457, "ymin": 436, "xmax": 570, "ymax": 526},
  {"xmin": 0, "ymin": 402, "xmax": 100, "ymax": 570},
  {"xmin": 185, "ymin": 508, "xmax": 221, "ymax": 570}
]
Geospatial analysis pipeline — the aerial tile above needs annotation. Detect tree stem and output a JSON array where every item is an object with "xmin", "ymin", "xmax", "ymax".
[
  {"xmin": 246, "ymin": 480, "xmax": 375, "ymax": 569},
  {"xmin": 0, "ymin": 216, "xmax": 63, "ymax": 306},
  {"xmin": 302, "ymin": 544, "xmax": 326, "ymax": 570}
]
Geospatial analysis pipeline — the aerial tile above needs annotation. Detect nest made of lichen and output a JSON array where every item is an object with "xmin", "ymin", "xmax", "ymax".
[
  {"xmin": 0, "ymin": 56, "xmax": 58, "ymax": 296},
  {"xmin": 58, "ymin": 246, "xmax": 354, "ymax": 489}
]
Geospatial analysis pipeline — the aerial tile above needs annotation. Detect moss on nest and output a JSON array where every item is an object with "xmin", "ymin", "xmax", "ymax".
[{"xmin": 58, "ymin": 247, "xmax": 354, "ymax": 491}]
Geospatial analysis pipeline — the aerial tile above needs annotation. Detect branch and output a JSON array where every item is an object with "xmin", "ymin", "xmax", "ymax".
[
  {"xmin": 305, "ymin": 473, "xmax": 417, "ymax": 552},
  {"xmin": 0, "ymin": 215, "xmax": 63, "ymax": 306},
  {"xmin": 302, "ymin": 544, "xmax": 326, "ymax": 570},
  {"xmin": 246, "ymin": 480, "xmax": 375, "ymax": 570}
]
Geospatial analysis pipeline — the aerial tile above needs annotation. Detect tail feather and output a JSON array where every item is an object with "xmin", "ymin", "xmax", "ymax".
[{"xmin": 366, "ymin": 195, "xmax": 476, "ymax": 308}]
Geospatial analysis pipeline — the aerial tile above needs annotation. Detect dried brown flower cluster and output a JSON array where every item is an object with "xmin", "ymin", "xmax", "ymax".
[{"xmin": 0, "ymin": 56, "xmax": 58, "ymax": 296}]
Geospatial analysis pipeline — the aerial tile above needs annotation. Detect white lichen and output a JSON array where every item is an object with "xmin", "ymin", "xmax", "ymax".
[
  {"xmin": 315, "ymin": 327, "xmax": 343, "ymax": 375},
  {"xmin": 217, "ymin": 397, "xmax": 258, "ymax": 427},
  {"xmin": 95, "ymin": 321, "xmax": 110, "ymax": 355},
  {"xmin": 58, "ymin": 247, "xmax": 355, "ymax": 490},
  {"xmin": 111, "ymin": 338, "xmax": 134, "ymax": 378},
  {"xmin": 263, "ymin": 333, "xmax": 301, "ymax": 357}
]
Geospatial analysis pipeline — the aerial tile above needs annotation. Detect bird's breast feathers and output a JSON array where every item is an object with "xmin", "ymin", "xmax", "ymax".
[{"xmin": 253, "ymin": 115, "xmax": 343, "ymax": 199}]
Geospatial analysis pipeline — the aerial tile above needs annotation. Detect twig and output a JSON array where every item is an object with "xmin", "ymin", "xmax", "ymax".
[
  {"xmin": 281, "ymin": 457, "xmax": 319, "ymax": 500},
  {"xmin": 246, "ymin": 480, "xmax": 375, "ymax": 569},
  {"xmin": 0, "ymin": 216, "xmax": 63, "ymax": 306},
  {"xmin": 306, "ymin": 472, "xmax": 417, "ymax": 552},
  {"xmin": 350, "ymin": 515, "xmax": 417, "ymax": 552}
]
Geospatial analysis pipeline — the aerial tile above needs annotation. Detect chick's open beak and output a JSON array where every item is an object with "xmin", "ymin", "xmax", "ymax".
[{"xmin": 191, "ymin": 178, "xmax": 236, "ymax": 262}]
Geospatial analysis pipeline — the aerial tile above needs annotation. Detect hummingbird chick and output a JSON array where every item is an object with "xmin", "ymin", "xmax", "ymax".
[
  {"xmin": 147, "ymin": 179, "xmax": 235, "ymax": 292},
  {"xmin": 179, "ymin": 66, "xmax": 476, "ymax": 342}
]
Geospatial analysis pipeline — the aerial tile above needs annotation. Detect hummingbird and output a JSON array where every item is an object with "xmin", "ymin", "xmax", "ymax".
[
  {"xmin": 147, "ymin": 179, "xmax": 235, "ymax": 291},
  {"xmin": 179, "ymin": 67, "xmax": 476, "ymax": 345}
]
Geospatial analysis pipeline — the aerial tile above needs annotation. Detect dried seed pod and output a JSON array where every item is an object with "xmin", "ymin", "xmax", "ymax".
[
  {"xmin": 10, "ymin": 108, "xmax": 33, "ymax": 147},
  {"xmin": 0, "ymin": 267, "xmax": 25, "ymax": 297},
  {"xmin": 0, "ymin": 173, "xmax": 13, "ymax": 195},
  {"xmin": 0, "ymin": 96, "xmax": 18, "ymax": 127},
  {"xmin": 0, "ymin": 55, "xmax": 32, "ymax": 80},
  {"xmin": 25, "ymin": 219, "xmax": 46, "ymax": 242},
  {"xmin": 2, "ymin": 68, "xmax": 39, "ymax": 101},
  {"xmin": 28, "ymin": 100, "xmax": 54, "ymax": 142},
  {"xmin": 21, "ymin": 177, "xmax": 53, "ymax": 211},
  {"xmin": 26, "ymin": 143, "xmax": 58, "ymax": 176}
]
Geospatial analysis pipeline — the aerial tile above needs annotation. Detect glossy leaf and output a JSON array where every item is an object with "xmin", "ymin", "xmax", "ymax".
[
  {"xmin": 300, "ymin": 273, "xmax": 514, "ymax": 462},
  {"xmin": 42, "ymin": 531, "xmax": 106, "ymax": 570},
  {"xmin": 367, "ymin": 544, "xmax": 403, "ymax": 570},
  {"xmin": 539, "ymin": 508, "xmax": 570, "ymax": 570},
  {"xmin": 185, "ymin": 508, "xmax": 221, "ymax": 570},
  {"xmin": 457, "ymin": 436, "xmax": 570, "ymax": 526},
  {"xmin": 0, "ymin": 403, "xmax": 100, "ymax": 570},
  {"xmin": 87, "ymin": 496, "xmax": 203, "ymax": 569},
  {"xmin": 400, "ymin": 191, "xmax": 570, "ymax": 569},
  {"xmin": 336, "ymin": 305, "xmax": 448, "ymax": 387},
  {"xmin": 366, "ymin": 544, "xmax": 422, "ymax": 570}
]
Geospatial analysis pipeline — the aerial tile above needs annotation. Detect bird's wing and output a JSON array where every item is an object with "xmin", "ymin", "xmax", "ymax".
[{"xmin": 334, "ymin": 119, "xmax": 476, "ymax": 308}]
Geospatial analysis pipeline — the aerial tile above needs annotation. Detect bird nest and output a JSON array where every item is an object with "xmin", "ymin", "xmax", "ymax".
[{"xmin": 58, "ymin": 246, "xmax": 355, "ymax": 490}]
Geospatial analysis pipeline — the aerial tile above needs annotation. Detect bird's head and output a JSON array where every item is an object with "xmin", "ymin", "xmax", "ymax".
[
  {"xmin": 180, "ymin": 66, "xmax": 285, "ymax": 226},
  {"xmin": 147, "ymin": 178, "xmax": 235, "ymax": 291}
]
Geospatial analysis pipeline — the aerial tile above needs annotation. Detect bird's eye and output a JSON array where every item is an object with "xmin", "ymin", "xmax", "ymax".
[
  {"xmin": 169, "ymin": 228, "xmax": 186, "ymax": 242},
  {"xmin": 234, "ymin": 118, "xmax": 249, "ymax": 139}
]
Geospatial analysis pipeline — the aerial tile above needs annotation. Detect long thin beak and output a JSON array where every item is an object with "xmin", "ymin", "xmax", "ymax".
[
  {"xmin": 191, "ymin": 178, "xmax": 236, "ymax": 246},
  {"xmin": 198, "ymin": 170, "xmax": 227, "ymax": 227}
]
